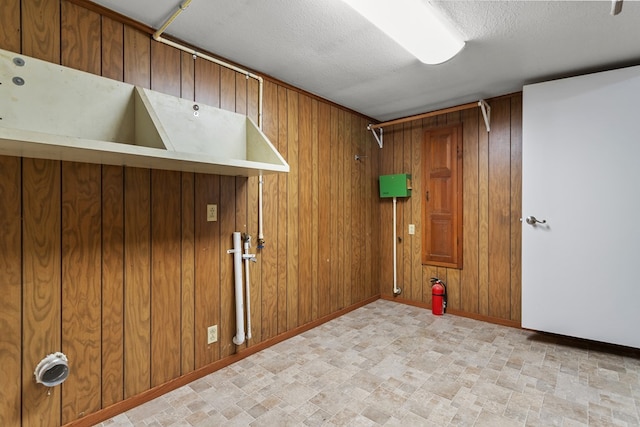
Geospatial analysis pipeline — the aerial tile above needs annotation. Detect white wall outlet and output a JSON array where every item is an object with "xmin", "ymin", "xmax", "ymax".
[
  {"xmin": 207, "ymin": 204, "xmax": 217, "ymax": 222},
  {"xmin": 207, "ymin": 325, "xmax": 218, "ymax": 344},
  {"xmin": 408, "ymin": 224, "xmax": 415, "ymax": 235}
]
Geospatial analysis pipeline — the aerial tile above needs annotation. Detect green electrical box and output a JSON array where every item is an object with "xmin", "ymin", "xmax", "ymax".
[{"xmin": 379, "ymin": 174, "xmax": 412, "ymax": 198}]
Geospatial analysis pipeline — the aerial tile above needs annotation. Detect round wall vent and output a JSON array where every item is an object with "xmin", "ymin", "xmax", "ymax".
[{"xmin": 34, "ymin": 352, "xmax": 69, "ymax": 387}]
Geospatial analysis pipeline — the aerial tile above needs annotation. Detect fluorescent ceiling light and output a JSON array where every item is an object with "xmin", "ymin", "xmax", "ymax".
[{"xmin": 341, "ymin": 0, "xmax": 465, "ymax": 65}]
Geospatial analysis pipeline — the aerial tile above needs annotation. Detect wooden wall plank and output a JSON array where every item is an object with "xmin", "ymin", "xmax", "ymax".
[
  {"xmin": 351, "ymin": 114, "xmax": 363, "ymax": 303},
  {"xmin": 101, "ymin": 16, "xmax": 124, "ymax": 81},
  {"xmin": 151, "ymin": 41, "xmax": 181, "ymax": 97},
  {"xmin": 447, "ymin": 269, "xmax": 461, "ymax": 311},
  {"xmin": 365, "ymin": 116, "xmax": 377, "ymax": 298},
  {"xmin": 151, "ymin": 170, "xmax": 182, "ymax": 386},
  {"xmin": 420, "ymin": 117, "xmax": 438, "ymax": 303},
  {"xmin": 410, "ymin": 122, "xmax": 423, "ymax": 302},
  {"xmin": 402, "ymin": 123, "xmax": 413, "ymax": 300},
  {"xmin": 276, "ymin": 85, "xmax": 288, "ymax": 335},
  {"xmin": 235, "ymin": 73, "xmax": 247, "ymax": 115},
  {"xmin": 366, "ymin": 117, "xmax": 376, "ymax": 298},
  {"xmin": 181, "ymin": 172, "xmax": 195, "ymax": 373},
  {"xmin": 248, "ymin": 76, "xmax": 259, "ymax": 124},
  {"xmin": 194, "ymin": 174, "xmax": 220, "ymax": 367},
  {"xmin": 195, "ymin": 60, "xmax": 220, "ymax": 107},
  {"xmin": 343, "ymin": 113, "xmax": 353, "ymax": 307},
  {"xmin": 359, "ymin": 116, "xmax": 368, "ymax": 302},
  {"xmin": 317, "ymin": 102, "xmax": 332, "ymax": 318},
  {"xmin": 22, "ymin": 0, "xmax": 60, "ymax": 62},
  {"xmin": 298, "ymin": 94, "xmax": 313, "ymax": 325},
  {"xmin": 461, "ymin": 109, "xmax": 480, "ymax": 313},
  {"xmin": 58, "ymin": 17, "xmax": 103, "ymax": 420},
  {"xmin": 311, "ymin": 99, "xmax": 320, "ymax": 316},
  {"xmin": 261, "ymin": 81, "xmax": 279, "ymax": 340},
  {"xmin": 22, "ymin": 159, "xmax": 61, "ymax": 427},
  {"xmin": 510, "ymin": 94, "xmax": 523, "ymax": 322},
  {"xmin": 447, "ymin": 116, "xmax": 463, "ymax": 308},
  {"xmin": 0, "ymin": 0, "xmax": 20, "ymax": 51},
  {"xmin": 123, "ymin": 27, "xmax": 150, "ymax": 88},
  {"xmin": 287, "ymin": 89, "xmax": 300, "ymax": 329},
  {"xmin": 61, "ymin": 162, "xmax": 102, "ymax": 424},
  {"xmin": 101, "ymin": 165, "xmax": 124, "ymax": 407},
  {"xmin": 336, "ymin": 110, "xmax": 345, "ymax": 309},
  {"xmin": 181, "ymin": 51, "xmax": 195, "ymax": 101},
  {"xmin": 61, "ymin": 1, "xmax": 100, "ymax": 74},
  {"xmin": 329, "ymin": 106, "xmax": 340, "ymax": 310},
  {"xmin": 123, "ymin": 167, "xmax": 151, "ymax": 398},
  {"xmin": 488, "ymin": 98, "xmax": 512, "ymax": 319},
  {"xmin": 219, "ymin": 175, "xmax": 236, "ymax": 357},
  {"xmin": 57, "ymin": 14, "xmax": 104, "ymax": 419},
  {"xmin": 0, "ymin": 156, "xmax": 21, "ymax": 427},
  {"xmin": 220, "ymin": 67, "xmax": 236, "ymax": 111},
  {"xmin": 478, "ymin": 110, "xmax": 490, "ymax": 316}
]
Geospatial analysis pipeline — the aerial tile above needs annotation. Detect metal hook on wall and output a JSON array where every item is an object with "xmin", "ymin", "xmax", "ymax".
[{"xmin": 354, "ymin": 154, "xmax": 368, "ymax": 161}]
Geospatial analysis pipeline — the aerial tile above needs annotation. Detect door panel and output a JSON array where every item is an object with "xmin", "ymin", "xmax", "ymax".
[
  {"xmin": 522, "ymin": 65, "xmax": 640, "ymax": 349},
  {"xmin": 423, "ymin": 125, "xmax": 462, "ymax": 268}
]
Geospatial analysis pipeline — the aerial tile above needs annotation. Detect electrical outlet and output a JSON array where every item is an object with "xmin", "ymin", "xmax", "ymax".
[
  {"xmin": 207, "ymin": 204, "xmax": 217, "ymax": 222},
  {"xmin": 408, "ymin": 224, "xmax": 415, "ymax": 235},
  {"xmin": 207, "ymin": 325, "xmax": 218, "ymax": 344}
]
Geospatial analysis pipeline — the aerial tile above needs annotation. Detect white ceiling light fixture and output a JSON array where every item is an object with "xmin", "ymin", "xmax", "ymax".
[{"xmin": 341, "ymin": 0, "xmax": 465, "ymax": 65}]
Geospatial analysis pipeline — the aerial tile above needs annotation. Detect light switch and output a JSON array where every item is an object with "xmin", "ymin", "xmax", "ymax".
[{"xmin": 408, "ymin": 224, "xmax": 415, "ymax": 235}]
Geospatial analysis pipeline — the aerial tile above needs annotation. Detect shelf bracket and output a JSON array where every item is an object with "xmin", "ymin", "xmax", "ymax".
[
  {"xmin": 368, "ymin": 124, "xmax": 383, "ymax": 148},
  {"xmin": 479, "ymin": 99, "xmax": 491, "ymax": 132}
]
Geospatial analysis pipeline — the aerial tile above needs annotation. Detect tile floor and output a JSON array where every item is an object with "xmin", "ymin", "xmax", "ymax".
[{"xmin": 99, "ymin": 299, "xmax": 640, "ymax": 426}]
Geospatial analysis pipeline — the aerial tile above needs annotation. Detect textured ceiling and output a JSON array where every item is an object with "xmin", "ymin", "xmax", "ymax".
[{"xmin": 89, "ymin": 0, "xmax": 640, "ymax": 121}]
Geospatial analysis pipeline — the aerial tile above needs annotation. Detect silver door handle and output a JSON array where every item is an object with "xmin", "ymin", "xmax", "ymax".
[{"xmin": 525, "ymin": 216, "xmax": 546, "ymax": 225}]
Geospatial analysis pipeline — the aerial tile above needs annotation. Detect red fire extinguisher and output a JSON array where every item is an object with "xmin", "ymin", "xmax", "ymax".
[{"xmin": 430, "ymin": 277, "xmax": 447, "ymax": 315}]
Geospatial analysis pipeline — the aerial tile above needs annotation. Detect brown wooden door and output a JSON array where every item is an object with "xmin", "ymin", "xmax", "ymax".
[{"xmin": 422, "ymin": 124, "xmax": 463, "ymax": 268}]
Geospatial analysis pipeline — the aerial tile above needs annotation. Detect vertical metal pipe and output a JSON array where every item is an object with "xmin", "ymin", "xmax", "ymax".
[{"xmin": 393, "ymin": 197, "xmax": 401, "ymax": 295}]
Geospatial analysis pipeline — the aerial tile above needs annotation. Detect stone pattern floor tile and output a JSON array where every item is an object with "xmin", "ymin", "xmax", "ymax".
[{"xmin": 98, "ymin": 300, "xmax": 640, "ymax": 426}]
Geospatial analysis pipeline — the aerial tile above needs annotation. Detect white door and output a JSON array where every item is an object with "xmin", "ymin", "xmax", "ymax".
[{"xmin": 522, "ymin": 65, "xmax": 640, "ymax": 349}]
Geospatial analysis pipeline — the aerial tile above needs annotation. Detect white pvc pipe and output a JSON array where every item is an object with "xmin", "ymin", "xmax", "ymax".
[
  {"xmin": 243, "ymin": 236, "xmax": 253, "ymax": 340},
  {"xmin": 231, "ymin": 232, "xmax": 245, "ymax": 345},
  {"xmin": 393, "ymin": 197, "xmax": 401, "ymax": 295},
  {"xmin": 153, "ymin": 0, "xmax": 192, "ymax": 38},
  {"xmin": 152, "ymin": 2, "xmax": 264, "ymax": 132}
]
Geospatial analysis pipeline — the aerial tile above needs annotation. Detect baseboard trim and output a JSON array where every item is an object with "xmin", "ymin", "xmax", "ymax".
[
  {"xmin": 380, "ymin": 295, "xmax": 522, "ymax": 329},
  {"xmin": 63, "ymin": 295, "xmax": 380, "ymax": 427}
]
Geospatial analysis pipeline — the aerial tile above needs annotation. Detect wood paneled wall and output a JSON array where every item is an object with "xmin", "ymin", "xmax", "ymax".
[
  {"xmin": 0, "ymin": 1, "xmax": 379, "ymax": 425},
  {"xmin": 378, "ymin": 95, "xmax": 522, "ymax": 325}
]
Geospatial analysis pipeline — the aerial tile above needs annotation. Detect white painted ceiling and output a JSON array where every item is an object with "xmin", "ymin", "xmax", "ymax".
[{"xmin": 90, "ymin": 0, "xmax": 640, "ymax": 122}]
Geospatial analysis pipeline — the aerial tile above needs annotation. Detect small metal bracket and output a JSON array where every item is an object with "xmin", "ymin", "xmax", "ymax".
[
  {"xmin": 367, "ymin": 124, "xmax": 383, "ymax": 148},
  {"xmin": 478, "ymin": 99, "xmax": 491, "ymax": 132}
]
